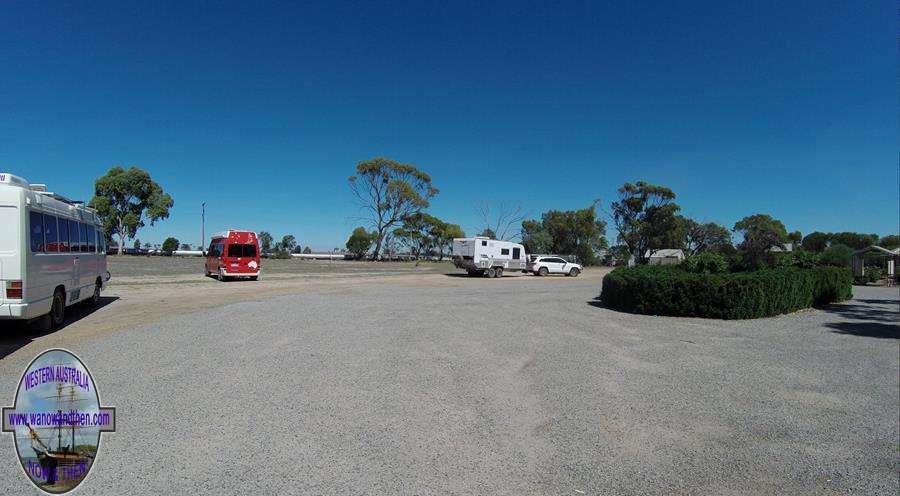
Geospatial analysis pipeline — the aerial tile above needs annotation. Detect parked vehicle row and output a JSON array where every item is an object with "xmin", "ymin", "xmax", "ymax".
[{"xmin": 450, "ymin": 237, "xmax": 582, "ymax": 277}]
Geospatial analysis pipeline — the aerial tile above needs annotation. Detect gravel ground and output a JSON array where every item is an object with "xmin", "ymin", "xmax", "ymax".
[{"xmin": 0, "ymin": 275, "xmax": 896, "ymax": 495}]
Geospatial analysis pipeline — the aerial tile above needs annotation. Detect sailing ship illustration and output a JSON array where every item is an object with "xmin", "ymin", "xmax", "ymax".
[{"xmin": 24, "ymin": 383, "xmax": 95, "ymax": 489}]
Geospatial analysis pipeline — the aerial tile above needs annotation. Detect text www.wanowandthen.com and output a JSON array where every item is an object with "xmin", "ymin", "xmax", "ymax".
[{"xmin": 7, "ymin": 409, "xmax": 112, "ymax": 428}]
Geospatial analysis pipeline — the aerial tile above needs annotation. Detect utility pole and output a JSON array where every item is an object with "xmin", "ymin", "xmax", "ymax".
[{"xmin": 201, "ymin": 202, "xmax": 206, "ymax": 255}]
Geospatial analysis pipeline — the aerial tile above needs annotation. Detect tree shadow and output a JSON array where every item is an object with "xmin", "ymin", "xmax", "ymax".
[
  {"xmin": 0, "ymin": 296, "xmax": 119, "ymax": 360},
  {"xmin": 823, "ymin": 295, "xmax": 899, "ymax": 339},
  {"xmin": 825, "ymin": 321, "xmax": 899, "ymax": 339}
]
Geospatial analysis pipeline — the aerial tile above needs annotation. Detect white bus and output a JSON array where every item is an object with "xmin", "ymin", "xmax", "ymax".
[{"xmin": 0, "ymin": 173, "xmax": 109, "ymax": 327}]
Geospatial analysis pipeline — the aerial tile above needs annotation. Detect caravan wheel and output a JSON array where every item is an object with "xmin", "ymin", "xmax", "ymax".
[
  {"xmin": 495, "ymin": 267, "xmax": 503, "ymax": 278},
  {"xmin": 485, "ymin": 267, "xmax": 496, "ymax": 278}
]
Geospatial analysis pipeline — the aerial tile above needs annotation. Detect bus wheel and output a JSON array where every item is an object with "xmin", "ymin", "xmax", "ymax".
[
  {"xmin": 89, "ymin": 279, "xmax": 101, "ymax": 306},
  {"xmin": 50, "ymin": 289, "xmax": 66, "ymax": 328}
]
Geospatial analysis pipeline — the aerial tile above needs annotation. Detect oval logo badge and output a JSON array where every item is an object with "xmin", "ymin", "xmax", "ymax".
[{"xmin": 2, "ymin": 349, "xmax": 116, "ymax": 494}]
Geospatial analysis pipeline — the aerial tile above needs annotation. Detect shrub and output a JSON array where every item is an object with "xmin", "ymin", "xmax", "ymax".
[
  {"xmin": 600, "ymin": 265, "xmax": 852, "ymax": 319},
  {"xmin": 680, "ymin": 252, "xmax": 728, "ymax": 274},
  {"xmin": 775, "ymin": 250, "xmax": 820, "ymax": 269},
  {"xmin": 820, "ymin": 244, "xmax": 853, "ymax": 267},
  {"xmin": 865, "ymin": 266, "xmax": 883, "ymax": 284}
]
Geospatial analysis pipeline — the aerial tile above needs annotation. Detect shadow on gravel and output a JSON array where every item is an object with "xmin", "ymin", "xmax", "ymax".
[
  {"xmin": 825, "ymin": 321, "xmax": 899, "ymax": 339},
  {"xmin": 587, "ymin": 296, "xmax": 604, "ymax": 308},
  {"xmin": 822, "ymin": 296, "xmax": 900, "ymax": 339},
  {"xmin": 0, "ymin": 296, "xmax": 118, "ymax": 360}
]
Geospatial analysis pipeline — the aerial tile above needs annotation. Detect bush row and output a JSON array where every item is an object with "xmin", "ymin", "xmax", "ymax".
[{"xmin": 600, "ymin": 265, "xmax": 852, "ymax": 319}]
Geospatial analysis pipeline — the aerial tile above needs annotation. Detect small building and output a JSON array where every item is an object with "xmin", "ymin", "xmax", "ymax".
[
  {"xmin": 644, "ymin": 249, "xmax": 685, "ymax": 265},
  {"xmin": 851, "ymin": 246, "xmax": 899, "ymax": 283},
  {"xmin": 770, "ymin": 242, "xmax": 795, "ymax": 253}
]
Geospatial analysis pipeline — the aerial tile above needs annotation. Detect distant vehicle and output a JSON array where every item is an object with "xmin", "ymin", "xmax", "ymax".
[
  {"xmin": 529, "ymin": 255, "xmax": 582, "ymax": 277},
  {"xmin": 205, "ymin": 230, "xmax": 261, "ymax": 281},
  {"xmin": 451, "ymin": 237, "xmax": 527, "ymax": 277},
  {"xmin": 0, "ymin": 173, "xmax": 109, "ymax": 327}
]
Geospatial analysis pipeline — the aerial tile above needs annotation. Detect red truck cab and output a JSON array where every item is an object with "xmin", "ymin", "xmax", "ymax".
[{"xmin": 205, "ymin": 230, "xmax": 260, "ymax": 281}]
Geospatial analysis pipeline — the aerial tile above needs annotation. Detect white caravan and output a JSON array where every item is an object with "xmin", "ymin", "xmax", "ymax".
[
  {"xmin": 0, "ymin": 173, "xmax": 109, "ymax": 327},
  {"xmin": 451, "ymin": 237, "xmax": 527, "ymax": 277}
]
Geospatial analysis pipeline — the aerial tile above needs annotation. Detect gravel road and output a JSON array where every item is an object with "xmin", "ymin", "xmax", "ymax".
[{"xmin": 0, "ymin": 273, "xmax": 896, "ymax": 495}]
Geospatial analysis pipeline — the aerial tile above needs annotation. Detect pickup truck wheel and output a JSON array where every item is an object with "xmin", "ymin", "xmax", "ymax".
[
  {"xmin": 538, "ymin": 267, "xmax": 549, "ymax": 277},
  {"xmin": 49, "ymin": 289, "xmax": 66, "ymax": 329},
  {"xmin": 569, "ymin": 267, "xmax": 580, "ymax": 277}
]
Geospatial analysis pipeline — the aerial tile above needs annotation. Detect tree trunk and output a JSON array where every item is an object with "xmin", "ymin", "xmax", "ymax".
[{"xmin": 371, "ymin": 232, "xmax": 384, "ymax": 261}]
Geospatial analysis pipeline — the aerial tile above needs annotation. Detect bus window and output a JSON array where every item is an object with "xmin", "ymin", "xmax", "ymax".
[
  {"xmin": 29, "ymin": 211, "xmax": 44, "ymax": 252},
  {"xmin": 88, "ymin": 226, "xmax": 97, "ymax": 252},
  {"xmin": 68, "ymin": 219, "xmax": 79, "ymax": 252},
  {"xmin": 58, "ymin": 218, "xmax": 70, "ymax": 252},
  {"xmin": 43, "ymin": 213, "xmax": 58, "ymax": 253},
  {"xmin": 80, "ymin": 222, "xmax": 89, "ymax": 252}
]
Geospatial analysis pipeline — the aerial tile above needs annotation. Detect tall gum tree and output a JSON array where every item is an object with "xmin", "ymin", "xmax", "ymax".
[
  {"xmin": 348, "ymin": 157, "xmax": 438, "ymax": 259},
  {"xmin": 89, "ymin": 166, "xmax": 174, "ymax": 255}
]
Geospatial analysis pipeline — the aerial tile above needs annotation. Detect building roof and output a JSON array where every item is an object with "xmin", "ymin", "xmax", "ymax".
[
  {"xmin": 644, "ymin": 249, "xmax": 685, "ymax": 258},
  {"xmin": 852, "ymin": 245, "xmax": 900, "ymax": 257}
]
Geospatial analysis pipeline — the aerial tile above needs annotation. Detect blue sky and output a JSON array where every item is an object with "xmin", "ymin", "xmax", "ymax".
[{"xmin": 1, "ymin": 1, "xmax": 896, "ymax": 250}]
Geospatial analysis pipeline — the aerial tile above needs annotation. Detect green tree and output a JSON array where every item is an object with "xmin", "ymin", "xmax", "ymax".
[
  {"xmin": 279, "ymin": 234, "xmax": 297, "ymax": 253},
  {"xmin": 258, "ymin": 231, "xmax": 273, "ymax": 253},
  {"xmin": 161, "ymin": 237, "xmax": 179, "ymax": 255},
  {"xmin": 733, "ymin": 214, "xmax": 788, "ymax": 269},
  {"xmin": 879, "ymin": 234, "xmax": 900, "ymax": 250},
  {"xmin": 830, "ymin": 232, "xmax": 878, "ymax": 250},
  {"xmin": 302, "ymin": 246, "xmax": 312, "ymax": 254},
  {"xmin": 479, "ymin": 228, "xmax": 496, "ymax": 238},
  {"xmin": 432, "ymin": 221, "xmax": 464, "ymax": 260},
  {"xmin": 348, "ymin": 157, "xmax": 438, "ymax": 259},
  {"xmin": 346, "ymin": 227, "xmax": 377, "ymax": 260},
  {"xmin": 133, "ymin": 238, "xmax": 141, "ymax": 251},
  {"xmin": 801, "ymin": 231, "xmax": 831, "ymax": 252},
  {"xmin": 820, "ymin": 243, "xmax": 854, "ymax": 267},
  {"xmin": 523, "ymin": 205, "xmax": 607, "ymax": 265},
  {"xmin": 179, "ymin": 243, "xmax": 191, "ymax": 251},
  {"xmin": 611, "ymin": 181, "xmax": 680, "ymax": 262},
  {"xmin": 89, "ymin": 166, "xmax": 174, "ymax": 255},
  {"xmin": 520, "ymin": 219, "xmax": 552, "ymax": 254},
  {"xmin": 393, "ymin": 213, "xmax": 436, "ymax": 258},
  {"xmin": 680, "ymin": 217, "xmax": 732, "ymax": 255},
  {"xmin": 788, "ymin": 231, "xmax": 803, "ymax": 246}
]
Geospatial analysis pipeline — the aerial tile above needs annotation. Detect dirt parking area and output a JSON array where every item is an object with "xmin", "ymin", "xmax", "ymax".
[{"xmin": 0, "ymin": 258, "xmax": 896, "ymax": 495}]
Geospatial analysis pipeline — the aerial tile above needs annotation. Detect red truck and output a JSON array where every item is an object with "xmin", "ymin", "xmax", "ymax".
[{"xmin": 205, "ymin": 230, "xmax": 260, "ymax": 281}]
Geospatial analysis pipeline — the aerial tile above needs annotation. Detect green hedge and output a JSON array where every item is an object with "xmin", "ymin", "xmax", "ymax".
[{"xmin": 600, "ymin": 265, "xmax": 852, "ymax": 319}]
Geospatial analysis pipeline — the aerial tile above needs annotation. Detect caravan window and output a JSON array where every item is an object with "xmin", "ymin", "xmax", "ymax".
[
  {"xmin": 29, "ymin": 211, "xmax": 44, "ymax": 252},
  {"xmin": 501, "ymin": 248, "xmax": 509, "ymax": 255},
  {"xmin": 481, "ymin": 240, "xmax": 487, "ymax": 246},
  {"xmin": 512, "ymin": 248, "xmax": 520, "ymax": 259},
  {"xmin": 43, "ymin": 214, "xmax": 58, "ymax": 253}
]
